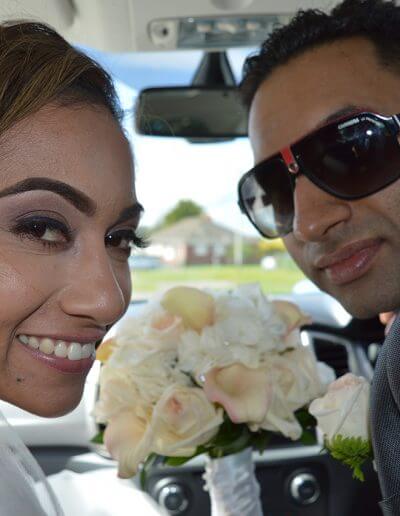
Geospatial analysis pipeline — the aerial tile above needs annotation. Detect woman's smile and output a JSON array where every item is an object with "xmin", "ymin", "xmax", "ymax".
[{"xmin": 17, "ymin": 334, "xmax": 97, "ymax": 374}]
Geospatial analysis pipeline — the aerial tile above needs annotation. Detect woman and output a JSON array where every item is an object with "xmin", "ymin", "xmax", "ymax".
[{"xmin": 0, "ymin": 20, "xmax": 160, "ymax": 516}]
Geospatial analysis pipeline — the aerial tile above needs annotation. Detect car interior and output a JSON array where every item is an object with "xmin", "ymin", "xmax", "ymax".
[{"xmin": 0, "ymin": 1, "xmax": 386, "ymax": 515}]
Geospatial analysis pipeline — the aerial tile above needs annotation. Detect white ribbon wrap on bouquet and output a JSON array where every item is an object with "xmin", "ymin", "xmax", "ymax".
[{"xmin": 203, "ymin": 448, "xmax": 263, "ymax": 516}]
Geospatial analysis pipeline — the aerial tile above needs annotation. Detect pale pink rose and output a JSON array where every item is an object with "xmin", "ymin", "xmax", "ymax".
[
  {"xmin": 204, "ymin": 363, "xmax": 273, "ymax": 424},
  {"xmin": 114, "ymin": 306, "xmax": 184, "ymax": 354},
  {"xmin": 272, "ymin": 300, "xmax": 311, "ymax": 336},
  {"xmin": 104, "ymin": 409, "xmax": 152, "ymax": 478},
  {"xmin": 251, "ymin": 347, "xmax": 325, "ymax": 440},
  {"xmin": 151, "ymin": 385, "xmax": 223, "ymax": 457},
  {"xmin": 161, "ymin": 286, "xmax": 215, "ymax": 332},
  {"xmin": 149, "ymin": 311, "xmax": 184, "ymax": 339}
]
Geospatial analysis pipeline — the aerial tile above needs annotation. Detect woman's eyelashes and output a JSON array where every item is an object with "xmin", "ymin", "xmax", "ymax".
[
  {"xmin": 10, "ymin": 214, "xmax": 148, "ymax": 257},
  {"xmin": 105, "ymin": 228, "xmax": 148, "ymax": 258},
  {"xmin": 12, "ymin": 215, "xmax": 71, "ymax": 249}
]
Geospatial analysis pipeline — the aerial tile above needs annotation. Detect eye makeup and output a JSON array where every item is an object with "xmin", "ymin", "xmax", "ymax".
[{"xmin": 11, "ymin": 215, "xmax": 71, "ymax": 250}]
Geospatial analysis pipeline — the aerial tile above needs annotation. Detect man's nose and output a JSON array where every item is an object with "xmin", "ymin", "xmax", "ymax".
[
  {"xmin": 58, "ymin": 248, "xmax": 129, "ymax": 327},
  {"xmin": 292, "ymin": 175, "xmax": 352, "ymax": 242}
]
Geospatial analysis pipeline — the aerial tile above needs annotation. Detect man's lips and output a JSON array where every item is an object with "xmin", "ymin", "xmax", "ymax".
[{"xmin": 314, "ymin": 239, "xmax": 383, "ymax": 286}]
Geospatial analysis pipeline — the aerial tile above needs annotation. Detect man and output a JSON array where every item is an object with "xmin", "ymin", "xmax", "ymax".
[{"xmin": 237, "ymin": 0, "xmax": 400, "ymax": 513}]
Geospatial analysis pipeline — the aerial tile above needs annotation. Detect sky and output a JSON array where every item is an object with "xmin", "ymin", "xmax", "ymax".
[{"xmin": 83, "ymin": 47, "xmax": 258, "ymax": 237}]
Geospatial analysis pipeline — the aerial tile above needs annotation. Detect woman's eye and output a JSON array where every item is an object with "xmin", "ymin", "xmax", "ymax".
[
  {"xmin": 105, "ymin": 229, "xmax": 147, "ymax": 256},
  {"xmin": 13, "ymin": 217, "xmax": 70, "ymax": 247}
]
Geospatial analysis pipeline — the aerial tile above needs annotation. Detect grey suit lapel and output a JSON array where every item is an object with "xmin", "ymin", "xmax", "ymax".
[{"xmin": 371, "ymin": 315, "xmax": 400, "ymax": 514}]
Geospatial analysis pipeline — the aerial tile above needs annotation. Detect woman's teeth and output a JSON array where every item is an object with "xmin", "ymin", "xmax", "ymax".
[{"xmin": 18, "ymin": 335, "xmax": 96, "ymax": 361}]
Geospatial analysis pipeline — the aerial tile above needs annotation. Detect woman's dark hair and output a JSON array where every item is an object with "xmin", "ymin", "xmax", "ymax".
[
  {"xmin": 240, "ymin": 0, "xmax": 400, "ymax": 109},
  {"xmin": 0, "ymin": 21, "xmax": 122, "ymax": 135}
]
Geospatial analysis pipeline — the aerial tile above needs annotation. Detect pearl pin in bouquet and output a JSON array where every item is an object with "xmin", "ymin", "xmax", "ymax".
[{"xmin": 93, "ymin": 284, "xmax": 336, "ymax": 516}]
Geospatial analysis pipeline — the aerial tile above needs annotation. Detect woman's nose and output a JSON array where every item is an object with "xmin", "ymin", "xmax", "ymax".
[
  {"xmin": 292, "ymin": 175, "xmax": 352, "ymax": 242},
  {"xmin": 58, "ymin": 247, "xmax": 130, "ymax": 327}
]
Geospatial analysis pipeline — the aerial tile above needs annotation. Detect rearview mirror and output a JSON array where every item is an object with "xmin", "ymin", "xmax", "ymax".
[{"xmin": 135, "ymin": 87, "xmax": 248, "ymax": 140}]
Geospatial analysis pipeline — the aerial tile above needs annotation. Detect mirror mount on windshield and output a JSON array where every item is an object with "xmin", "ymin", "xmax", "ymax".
[
  {"xmin": 191, "ymin": 51, "xmax": 236, "ymax": 87},
  {"xmin": 135, "ymin": 51, "xmax": 248, "ymax": 142}
]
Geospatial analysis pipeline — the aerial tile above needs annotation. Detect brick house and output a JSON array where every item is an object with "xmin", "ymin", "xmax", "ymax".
[{"xmin": 146, "ymin": 214, "xmax": 255, "ymax": 266}]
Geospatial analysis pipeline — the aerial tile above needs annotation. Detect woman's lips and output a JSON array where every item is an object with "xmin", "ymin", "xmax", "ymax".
[
  {"xmin": 317, "ymin": 239, "xmax": 383, "ymax": 286},
  {"xmin": 18, "ymin": 338, "xmax": 95, "ymax": 374}
]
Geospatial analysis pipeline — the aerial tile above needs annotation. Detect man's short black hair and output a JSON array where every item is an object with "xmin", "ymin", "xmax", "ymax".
[{"xmin": 240, "ymin": 0, "xmax": 400, "ymax": 109}]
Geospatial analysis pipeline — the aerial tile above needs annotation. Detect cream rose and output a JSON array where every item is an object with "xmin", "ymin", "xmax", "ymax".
[
  {"xmin": 111, "ymin": 303, "xmax": 184, "ymax": 356},
  {"xmin": 203, "ymin": 363, "xmax": 273, "ymax": 424},
  {"xmin": 253, "ymin": 346, "xmax": 326, "ymax": 440},
  {"xmin": 110, "ymin": 350, "xmax": 191, "ymax": 406},
  {"xmin": 151, "ymin": 385, "xmax": 223, "ymax": 457},
  {"xmin": 93, "ymin": 366, "xmax": 141, "ymax": 423},
  {"xmin": 104, "ymin": 408, "xmax": 153, "ymax": 478},
  {"xmin": 309, "ymin": 373, "xmax": 370, "ymax": 442}
]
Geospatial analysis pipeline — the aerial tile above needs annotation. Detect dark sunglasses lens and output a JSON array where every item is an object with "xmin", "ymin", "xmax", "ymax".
[
  {"xmin": 240, "ymin": 158, "xmax": 294, "ymax": 238},
  {"xmin": 296, "ymin": 116, "xmax": 400, "ymax": 198}
]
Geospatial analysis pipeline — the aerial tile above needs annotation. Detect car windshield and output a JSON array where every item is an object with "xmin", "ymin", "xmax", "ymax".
[{"xmin": 85, "ymin": 46, "xmax": 306, "ymax": 300}]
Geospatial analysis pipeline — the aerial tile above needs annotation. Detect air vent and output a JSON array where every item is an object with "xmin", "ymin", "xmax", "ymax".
[{"xmin": 312, "ymin": 337, "xmax": 349, "ymax": 378}]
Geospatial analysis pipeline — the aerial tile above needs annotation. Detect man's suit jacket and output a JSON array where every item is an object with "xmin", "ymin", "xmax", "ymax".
[{"xmin": 371, "ymin": 314, "xmax": 400, "ymax": 515}]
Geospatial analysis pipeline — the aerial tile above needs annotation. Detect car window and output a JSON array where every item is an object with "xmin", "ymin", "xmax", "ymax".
[{"xmin": 83, "ymin": 46, "xmax": 305, "ymax": 301}]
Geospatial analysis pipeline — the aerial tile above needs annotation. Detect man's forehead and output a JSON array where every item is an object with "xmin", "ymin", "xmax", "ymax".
[
  {"xmin": 247, "ymin": 38, "xmax": 400, "ymax": 160},
  {"xmin": 249, "ymin": 101, "xmax": 379, "ymax": 162}
]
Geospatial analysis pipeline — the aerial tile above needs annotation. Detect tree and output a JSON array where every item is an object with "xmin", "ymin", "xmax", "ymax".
[{"xmin": 162, "ymin": 200, "xmax": 204, "ymax": 227}]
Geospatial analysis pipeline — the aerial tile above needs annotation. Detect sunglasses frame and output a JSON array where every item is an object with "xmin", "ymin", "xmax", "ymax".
[{"xmin": 238, "ymin": 111, "xmax": 400, "ymax": 239}]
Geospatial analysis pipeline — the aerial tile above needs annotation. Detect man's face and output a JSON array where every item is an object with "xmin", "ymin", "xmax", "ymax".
[{"xmin": 249, "ymin": 37, "xmax": 400, "ymax": 318}]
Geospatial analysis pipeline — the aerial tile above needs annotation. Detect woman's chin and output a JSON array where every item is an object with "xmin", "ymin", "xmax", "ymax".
[
  {"xmin": 4, "ymin": 387, "xmax": 84, "ymax": 418},
  {"xmin": 28, "ymin": 399, "xmax": 81, "ymax": 418}
]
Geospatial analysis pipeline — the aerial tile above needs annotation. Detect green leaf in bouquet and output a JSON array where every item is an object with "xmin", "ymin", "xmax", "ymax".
[
  {"xmin": 90, "ymin": 431, "xmax": 104, "ymax": 445},
  {"xmin": 159, "ymin": 445, "xmax": 208, "ymax": 469},
  {"xmin": 250, "ymin": 430, "xmax": 271, "ymax": 454},
  {"xmin": 164, "ymin": 455, "xmax": 198, "ymax": 467},
  {"xmin": 295, "ymin": 408, "xmax": 318, "ymax": 446},
  {"xmin": 295, "ymin": 408, "xmax": 317, "ymax": 430},
  {"xmin": 326, "ymin": 435, "xmax": 373, "ymax": 482},
  {"xmin": 300, "ymin": 429, "xmax": 317, "ymax": 446},
  {"xmin": 139, "ymin": 453, "xmax": 162, "ymax": 490},
  {"xmin": 208, "ymin": 422, "xmax": 252, "ymax": 458}
]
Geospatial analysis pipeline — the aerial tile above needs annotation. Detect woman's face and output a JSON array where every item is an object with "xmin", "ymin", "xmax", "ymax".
[{"xmin": 0, "ymin": 103, "xmax": 140, "ymax": 416}]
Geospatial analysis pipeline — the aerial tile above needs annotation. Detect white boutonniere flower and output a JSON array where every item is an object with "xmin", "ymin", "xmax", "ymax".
[{"xmin": 309, "ymin": 373, "xmax": 372, "ymax": 480}]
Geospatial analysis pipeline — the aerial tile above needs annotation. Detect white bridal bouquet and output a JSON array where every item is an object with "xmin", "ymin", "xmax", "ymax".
[{"xmin": 92, "ymin": 284, "xmax": 373, "ymax": 515}]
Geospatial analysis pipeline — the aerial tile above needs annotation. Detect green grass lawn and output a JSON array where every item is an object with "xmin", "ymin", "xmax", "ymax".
[{"xmin": 131, "ymin": 258, "xmax": 305, "ymax": 299}]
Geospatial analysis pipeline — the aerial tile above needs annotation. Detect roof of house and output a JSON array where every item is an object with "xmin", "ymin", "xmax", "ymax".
[{"xmin": 150, "ymin": 214, "xmax": 255, "ymax": 246}]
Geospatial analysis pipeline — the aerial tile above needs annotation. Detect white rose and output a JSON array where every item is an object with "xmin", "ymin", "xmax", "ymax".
[
  {"xmin": 93, "ymin": 365, "xmax": 141, "ymax": 423},
  {"xmin": 317, "ymin": 361, "xmax": 337, "ymax": 389},
  {"xmin": 111, "ymin": 349, "xmax": 191, "ymax": 405},
  {"xmin": 309, "ymin": 373, "xmax": 370, "ymax": 442},
  {"xmin": 177, "ymin": 287, "xmax": 309, "ymax": 379},
  {"xmin": 151, "ymin": 385, "xmax": 223, "ymax": 457}
]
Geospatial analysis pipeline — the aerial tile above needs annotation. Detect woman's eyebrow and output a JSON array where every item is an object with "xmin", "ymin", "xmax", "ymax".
[
  {"xmin": 114, "ymin": 203, "xmax": 144, "ymax": 226},
  {"xmin": 0, "ymin": 177, "xmax": 96, "ymax": 215}
]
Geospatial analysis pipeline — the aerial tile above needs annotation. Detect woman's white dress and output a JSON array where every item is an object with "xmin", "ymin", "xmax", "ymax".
[{"xmin": 0, "ymin": 410, "xmax": 164, "ymax": 516}]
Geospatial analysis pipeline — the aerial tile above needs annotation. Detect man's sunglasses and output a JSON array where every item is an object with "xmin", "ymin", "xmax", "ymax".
[{"xmin": 238, "ymin": 112, "xmax": 400, "ymax": 239}]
